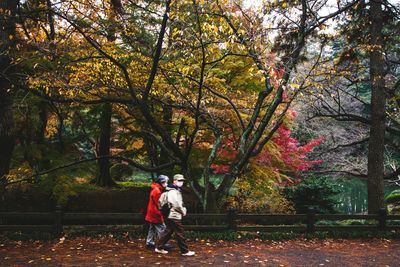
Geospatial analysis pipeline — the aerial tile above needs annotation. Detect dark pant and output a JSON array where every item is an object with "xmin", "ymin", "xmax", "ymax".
[{"xmin": 156, "ymin": 218, "xmax": 189, "ymax": 253}]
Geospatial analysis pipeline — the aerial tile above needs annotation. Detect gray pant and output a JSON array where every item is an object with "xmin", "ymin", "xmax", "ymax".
[{"xmin": 146, "ymin": 223, "xmax": 166, "ymax": 246}]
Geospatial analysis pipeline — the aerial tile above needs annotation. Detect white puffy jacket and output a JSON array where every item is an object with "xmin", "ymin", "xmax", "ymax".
[{"xmin": 165, "ymin": 187, "xmax": 187, "ymax": 220}]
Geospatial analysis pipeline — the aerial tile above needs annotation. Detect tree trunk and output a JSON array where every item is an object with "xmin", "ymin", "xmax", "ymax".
[
  {"xmin": 367, "ymin": 0, "xmax": 386, "ymax": 214},
  {"xmin": 94, "ymin": 103, "xmax": 116, "ymax": 187},
  {"xmin": 159, "ymin": 102, "xmax": 173, "ymax": 176},
  {"xmin": 204, "ymin": 189, "xmax": 220, "ymax": 213},
  {"xmin": 0, "ymin": 89, "xmax": 15, "ymax": 182},
  {"xmin": 92, "ymin": 0, "xmax": 121, "ymax": 187},
  {"xmin": 37, "ymin": 101, "xmax": 48, "ymax": 144},
  {"xmin": 143, "ymin": 134, "xmax": 158, "ymax": 181},
  {"xmin": 0, "ymin": 0, "xmax": 18, "ymax": 188}
]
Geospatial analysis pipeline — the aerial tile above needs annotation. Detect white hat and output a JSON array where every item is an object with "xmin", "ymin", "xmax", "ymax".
[{"xmin": 173, "ymin": 174, "xmax": 186, "ymax": 181}]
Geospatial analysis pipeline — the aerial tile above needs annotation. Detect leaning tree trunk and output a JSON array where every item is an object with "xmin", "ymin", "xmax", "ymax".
[
  {"xmin": 367, "ymin": 0, "xmax": 386, "ymax": 214},
  {"xmin": 94, "ymin": 103, "xmax": 116, "ymax": 187},
  {"xmin": 0, "ymin": 0, "xmax": 18, "ymax": 190}
]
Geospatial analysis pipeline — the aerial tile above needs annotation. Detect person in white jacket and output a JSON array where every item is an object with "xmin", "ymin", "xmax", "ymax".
[{"xmin": 155, "ymin": 174, "xmax": 195, "ymax": 256}]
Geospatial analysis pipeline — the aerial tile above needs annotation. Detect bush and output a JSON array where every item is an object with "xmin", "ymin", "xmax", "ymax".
[
  {"xmin": 316, "ymin": 219, "xmax": 377, "ymax": 226},
  {"xmin": 386, "ymin": 189, "xmax": 400, "ymax": 214},
  {"xmin": 386, "ymin": 189, "xmax": 400, "ymax": 204},
  {"xmin": 225, "ymin": 165, "xmax": 295, "ymax": 213},
  {"xmin": 37, "ymin": 174, "xmax": 78, "ymax": 206},
  {"xmin": 389, "ymin": 206, "xmax": 400, "ymax": 215},
  {"xmin": 110, "ymin": 163, "xmax": 133, "ymax": 181},
  {"xmin": 283, "ymin": 176, "xmax": 342, "ymax": 214},
  {"xmin": 1, "ymin": 181, "xmax": 199, "ymax": 212},
  {"xmin": 117, "ymin": 181, "xmax": 151, "ymax": 188}
]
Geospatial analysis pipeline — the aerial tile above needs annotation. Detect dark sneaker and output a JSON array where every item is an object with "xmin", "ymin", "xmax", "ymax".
[{"xmin": 162, "ymin": 243, "xmax": 173, "ymax": 250}]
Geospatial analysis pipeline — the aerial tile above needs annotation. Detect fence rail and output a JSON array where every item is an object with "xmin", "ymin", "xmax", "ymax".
[{"xmin": 1, "ymin": 207, "xmax": 400, "ymax": 237}]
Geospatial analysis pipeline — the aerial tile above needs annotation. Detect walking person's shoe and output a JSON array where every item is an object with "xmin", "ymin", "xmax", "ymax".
[
  {"xmin": 181, "ymin": 251, "xmax": 195, "ymax": 256},
  {"xmin": 155, "ymin": 248, "xmax": 168, "ymax": 254},
  {"xmin": 162, "ymin": 243, "xmax": 173, "ymax": 250},
  {"xmin": 146, "ymin": 243, "xmax": 155, "ymax": 249}
]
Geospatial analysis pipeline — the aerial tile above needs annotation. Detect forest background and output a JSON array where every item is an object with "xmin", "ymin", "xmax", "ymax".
[{"xmin": 0, "ymin": 0, "xmax": 399, "ymax": 215}]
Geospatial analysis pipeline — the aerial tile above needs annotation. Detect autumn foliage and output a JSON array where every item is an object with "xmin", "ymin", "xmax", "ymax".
[
  {"xmin": 212, "ymin": 110, "xmax": 324, "ymax": 180},
  {"xmin": 5, "ymin": 0, "xmax": 389, "ymax": 214},
  {"xmin": 208, "ymin": 108, "xmax": 324, "ymax": 212}
]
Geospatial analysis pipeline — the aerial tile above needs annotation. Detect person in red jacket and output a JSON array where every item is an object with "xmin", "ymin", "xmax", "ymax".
[{"xmin": 145, "ymin": 175, "xmax": 169, "ymax": 248}]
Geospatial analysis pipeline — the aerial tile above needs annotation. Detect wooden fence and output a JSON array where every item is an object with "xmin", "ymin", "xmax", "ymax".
[{"xmin": 1, "ymin": 207, "xmax": 400, "ymax": 237}]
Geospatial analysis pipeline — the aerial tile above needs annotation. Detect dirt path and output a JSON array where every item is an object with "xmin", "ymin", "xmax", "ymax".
[{"xmin": 1, "ymin": 236, "xmax": 399, "ymax": 266}]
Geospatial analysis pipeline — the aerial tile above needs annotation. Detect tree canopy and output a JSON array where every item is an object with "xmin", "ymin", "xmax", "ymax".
[{"xmin": 1, "ymin": 0, "xmax": 399, "ymax": 213}]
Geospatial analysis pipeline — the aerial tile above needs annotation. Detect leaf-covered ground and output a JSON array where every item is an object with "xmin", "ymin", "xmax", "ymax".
[{"xmin": 1, "ymin": 236, "xmax": 399, "ymax": 266}]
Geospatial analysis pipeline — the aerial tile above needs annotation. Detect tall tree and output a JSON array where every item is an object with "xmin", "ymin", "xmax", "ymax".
[
  {"xmin": 300, "ymin": 0, "xmax": 399, "ymax": 207},
  {"xmin": 94, "ymin": 103, "xmax": 116, "ymax": 186},
  {"xmin": 0, "ymin": 0, "xmax": 18, "ymax": 190},
  {"xmin": 367, "ymin": 0, "xmax": 386, "ymax": 213},
  {"xmin": 93, "ymin": 0, "xmax": 122, "ymax": 187}
]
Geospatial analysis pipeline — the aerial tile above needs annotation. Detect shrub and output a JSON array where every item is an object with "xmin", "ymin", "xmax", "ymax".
[
  {"xmin": 386, "ymin": 189, "xmax": 400, "ymax": 204},
  {"xmin": 38, "ymin": 174, "xmax": 78, "ymax": 206},
  {"xmin": 283, "ymin": 176, "xmax": 342, "ymax": 214},
  {"xmin": 110, "ymin": 163, "xmax": 133, "ymax": 181},
  {"xmin": 225, "ymin": 165, "xmax": 295, "ymax": 214},
  {"xmin": 117, "ymin": 181, "xmax": 150, "ymax": 188},
  {"xmin": 386, "ymin": 189, "xmax": 400, "ymax": 214}
]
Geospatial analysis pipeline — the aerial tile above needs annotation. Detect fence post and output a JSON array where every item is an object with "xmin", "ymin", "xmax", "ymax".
[
  {"xmin": 307, "ymin": 207, "xmax": 316, "ymax": 233},
  {"xmin": 53, "ymin": 205, "xmax": 63, "ymax": 238},
  {"xmin": 227, "ymin": 209, "xmax": 237, "ymax": 231},
  {"xmin": 0, "ymin": 213, "xmax": 6, "ymax": 225},
  {"xmin": 378, "ymin": 208, "xmax": 387, "ymax": 230}
]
